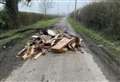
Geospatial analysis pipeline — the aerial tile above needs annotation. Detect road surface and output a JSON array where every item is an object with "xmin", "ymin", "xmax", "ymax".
[{"xmin": 2, "ymin": 18, "xmax": 118, "ymax": 82}]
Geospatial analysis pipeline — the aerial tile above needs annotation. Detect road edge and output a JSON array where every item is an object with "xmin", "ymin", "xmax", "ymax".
[{"xmin": 77, "ymin": 31, "xmax": 120, "ymax": 79}]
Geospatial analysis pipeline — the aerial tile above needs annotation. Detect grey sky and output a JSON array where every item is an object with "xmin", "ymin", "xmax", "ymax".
[{"xmin": 19, "ymin": 0, "xmax": 93, "ymax": 15}]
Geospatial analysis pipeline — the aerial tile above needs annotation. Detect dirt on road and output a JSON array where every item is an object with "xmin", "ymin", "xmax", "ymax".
[{"xmin": 0, "ymin": 18, "xmax": 119, "ymax": 82}]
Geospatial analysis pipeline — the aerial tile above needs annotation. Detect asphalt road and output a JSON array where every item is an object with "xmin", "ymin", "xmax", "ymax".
[{"xmin": 3, "ymin": 18, "xmax": 118, "ymax": 82}]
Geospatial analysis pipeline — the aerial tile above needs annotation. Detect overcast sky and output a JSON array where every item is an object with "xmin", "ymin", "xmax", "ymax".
[{"xmin": 19, "ymin": 0, "xmax": 93, "ymax": 15}]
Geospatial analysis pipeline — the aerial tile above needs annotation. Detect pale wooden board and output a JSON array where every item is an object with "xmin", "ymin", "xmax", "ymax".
[{"xmin": 51, "ymin": 37, "xmax": 72, "ymax": 50}]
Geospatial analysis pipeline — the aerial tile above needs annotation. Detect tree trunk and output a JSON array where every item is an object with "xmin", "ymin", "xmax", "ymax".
[
  {"xmin": 44, "ymin": 7, "xmax": 47, "ymax": 17},
  {"xmin": 5, "ymin": 0, "xmax": 19, "ymax": 28}
]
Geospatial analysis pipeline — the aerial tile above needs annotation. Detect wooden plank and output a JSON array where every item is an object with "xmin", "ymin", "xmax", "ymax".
[
  {"xmin": 34, "ymin": 52, "xmax": 42, "ymax": 60},
  {"xmin": 22, "ymin": 46, "xmax": 32, "ymax": 60},
  {"xmin": 16, "ymin": 48, "xmax": 27, "ymax": 57},
  {"xmin": 51, "ymin": 37, "xmax": 73, "ymax": 52}
]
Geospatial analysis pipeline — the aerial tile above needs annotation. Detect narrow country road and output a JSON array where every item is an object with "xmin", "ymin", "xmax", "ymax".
[{"xmin": 3, "ymin": 18, "xmax": 118, "ymax": 82}]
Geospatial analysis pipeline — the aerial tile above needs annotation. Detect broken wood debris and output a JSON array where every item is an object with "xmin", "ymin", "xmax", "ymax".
[{"xmin": 17, "ymin": 28, "xmax": 83, "ymax": 60}]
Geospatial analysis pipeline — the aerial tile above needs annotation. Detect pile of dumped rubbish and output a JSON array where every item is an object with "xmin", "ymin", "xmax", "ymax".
[{"xmin": 17, "ymin": 28, "xmax": 83, "ymax": 60}]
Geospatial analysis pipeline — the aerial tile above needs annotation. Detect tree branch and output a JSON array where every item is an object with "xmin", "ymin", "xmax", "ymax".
[{"xmin": 0, "ymin": 1, "xmax": 6, "ymax": 4}]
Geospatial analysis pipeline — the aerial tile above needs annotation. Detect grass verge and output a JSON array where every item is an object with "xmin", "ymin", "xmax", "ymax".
[
  {"xmin": 68, "ymin": 17, "xmax": 120, "ymax": 61},
  {"xmin": 0, "ymin": 18, "xmax": 59, "ymax": 48}
]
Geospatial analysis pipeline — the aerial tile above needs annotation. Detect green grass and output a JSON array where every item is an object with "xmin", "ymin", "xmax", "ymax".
[
  {"xmin": 0, "ymin": 18, "xmax": 59, "ymax": 47},
  {"xmin": 68, "ymin": 17, "xmax": 120, "ymax": 59}
]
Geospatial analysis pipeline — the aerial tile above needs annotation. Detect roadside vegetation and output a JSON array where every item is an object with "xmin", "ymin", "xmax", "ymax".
[
  {"xmin": 0, "ymin": 11, "xmax": 56, "ymax": 32},
  {"xmin": 69, "ymin": 0, "xmax": 120, "ymax": 62},
  {"xmin": 69, "ymin": 18, "xmax": 120, "ymax": 58},
  {"xmin": 19, "ymin": 12, "xmax": 57, "ymax": 26}
]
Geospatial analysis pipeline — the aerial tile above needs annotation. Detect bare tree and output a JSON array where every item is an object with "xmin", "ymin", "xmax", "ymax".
[
  {"xmin": 6, "ymin": 0, "xmax": 20, "ymax": 28},
  {"xmin": 0, "ymin": 0, "xmax": 19, "ymax": 28},
  {"xmin": 0, "ymin": 0, "xmax": 5, "ymax": 4},
  {"xmin": 39, "ymin": 0, "xmax": 53, "ymax": 16},
  {"xmin": 74, "ymin": 0, "xmax": 77, "ymax": 19}
]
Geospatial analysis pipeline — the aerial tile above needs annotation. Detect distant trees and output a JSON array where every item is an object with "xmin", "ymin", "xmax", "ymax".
[
  {"xmin": 73, "ymin": 1, "xmax": 120, "ymax": 40},
  {"xmin": 26, "ymin": 0, "xmax": 53, "ymax": 16}
]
